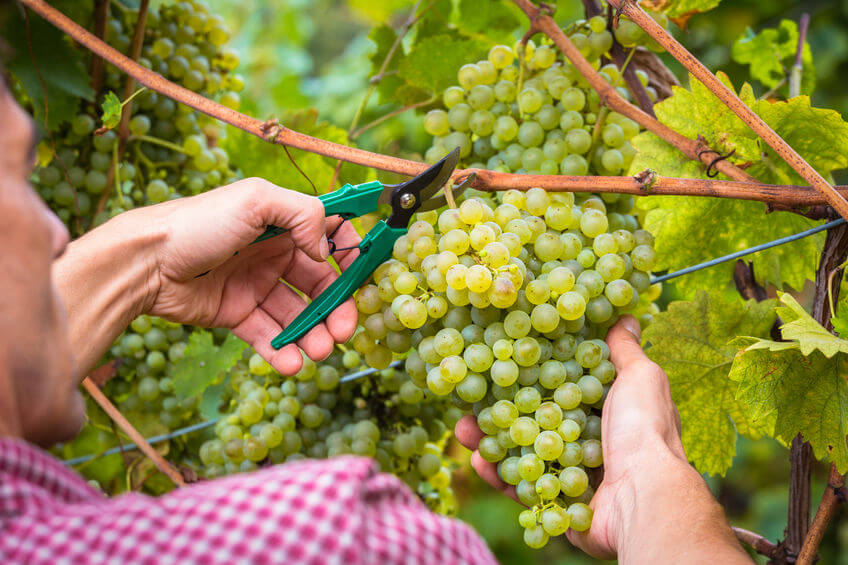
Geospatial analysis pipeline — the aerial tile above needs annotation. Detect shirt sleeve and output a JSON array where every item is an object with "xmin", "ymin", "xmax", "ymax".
[{"xmin": 2, "ymin": 455, "xmax": 497, "ymax": 565}]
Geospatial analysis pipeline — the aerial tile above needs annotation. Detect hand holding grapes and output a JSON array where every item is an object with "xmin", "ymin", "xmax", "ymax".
[{"xmin": 456, "ymin": 316, "xmax": 750, "ymax": 562}]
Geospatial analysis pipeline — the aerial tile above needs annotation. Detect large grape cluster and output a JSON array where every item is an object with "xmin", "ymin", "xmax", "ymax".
[
  {"xmin": 422, "ymin": 17, "xmax": 658, "ymax": 177},
  {"xmin": 32, "ymin": 0, "xmax": 243, "ymax": 235},
  {"xmin": 352, "ymin": 182, "xmax": 658, "ymax": 547},
  {"xmin": 196, "ymin": 348, "xmax": 463, "ymax": 514}
]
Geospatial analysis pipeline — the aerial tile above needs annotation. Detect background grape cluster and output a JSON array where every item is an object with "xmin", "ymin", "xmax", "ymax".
[
  {"xmin": 422, "ymin": 17, "xmax": 658, "ymax": 178},
  {"xmin": 197, "ymin": 348, "xmax": 464, "ymax": 514},
  {"xmin": 33, "ymin": 0, "xmax": 243, "ymax": 235}
]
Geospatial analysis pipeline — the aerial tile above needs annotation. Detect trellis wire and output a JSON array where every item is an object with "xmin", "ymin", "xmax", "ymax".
[
  {"xmin": 63, "ymin": 360, "xmax": 404, "ymax": 466},
  {"xmin": 650, "ymin": 218, "xmax": 846, "ymax": 284},
  {"xmin": 65, "ymin": 218, "xmax": 848, "ymax": 467}
]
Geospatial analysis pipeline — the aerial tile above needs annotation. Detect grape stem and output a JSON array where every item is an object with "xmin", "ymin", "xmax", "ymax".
[
  {"xmin": 94, "ymin": 0, "xmax": 149, "ymax": 222},
  {"xmin": 132, "ymin": 135, "xmax": 190, "ymax": 155},
  {"xmin": 789, "ymin": 13, "xmax": 810, "ymax": 99},
  {"xmin": 788, "ymin": 221, "xmax": 848, "ymax": 562},
  {"xmin": 605, "ymin": 0, "xmax": 848, "ymax": 221},
  {"xmin": 89, "ymin": 0, "xmax": 109, "ymax": 94},
  {"xmin": 22, "ymin": 0, "xmax": 848, "ymax": 213},
  {"xmin": 81, "ymin": 377, "xmax": 187, "ymax": 487},
  {"xmin": 731, "ymin": 527, "xmax": 778, "ymax": 559},
  {"xmin": 580, "ymin": 0, "xmax": 655, "ymax": 115},
  {"xmin": 798, "ymin": 466, "xmax": 846, "ymax": 564}
]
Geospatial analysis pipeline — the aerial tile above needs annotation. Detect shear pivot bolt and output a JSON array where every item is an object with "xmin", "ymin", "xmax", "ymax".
[{"xmin": 400, "ymin": 193, "xmax": 416, "ymax": 209}]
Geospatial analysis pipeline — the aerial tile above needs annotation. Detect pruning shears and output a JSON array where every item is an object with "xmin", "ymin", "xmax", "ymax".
[{"xmin": 265, "ymin": 147, "xmax": 465, "ymax": 350}]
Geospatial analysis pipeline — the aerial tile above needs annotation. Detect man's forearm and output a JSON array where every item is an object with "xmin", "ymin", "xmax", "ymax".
[
  {"xmin": 53, "ymin": 211, "xmax": 163, "ymax": 377},
  {"xmin": 617, "ymin": 454, "xmax": 752, "ymax": 564}
]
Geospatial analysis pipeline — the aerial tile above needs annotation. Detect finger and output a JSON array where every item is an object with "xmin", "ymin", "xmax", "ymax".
[
  {"xmin": 260, "ymin": 281, "xmax": 337, "ymax": 362},
  {"xmin": 280, "ymin": 249, "xmax": 358, "ymax": 345},
  {"xmin": 455, "ymin": 415, "xmax": 485, "ymax": 451},
  {"xmin": 243, "ymin": 179, "xmax": 330, "ymax": 263},
  {"xmin": 471, "ymin": 451, "xmax": 520, "ymax": 504},
  {"xmin": 231, "ymin": 308, "xmax": 305, "ymax": 375},
  {"xmin": 606, "ymin": 315, "xmax": 648, "ymax": 370}
]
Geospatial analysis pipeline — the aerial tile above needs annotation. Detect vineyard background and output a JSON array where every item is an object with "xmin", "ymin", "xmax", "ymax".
[
  {"xmin": 184, "ymin": 1, "xmax": 848, "ymax": 561},
  {"xmin": 7, "ymin": 0, "xmax": 848, "ymax": 562}
]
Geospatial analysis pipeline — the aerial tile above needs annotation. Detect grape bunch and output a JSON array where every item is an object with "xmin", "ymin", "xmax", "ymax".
[
  {"xmin": 196, "ymin": 347, "xmax": 463, "ymax": 514},
  {"xmin": 31, "ymin": 0, "xmax": 243, "ymax": 235},
  {"xmin": 351, "ymin": 188, "xmax": 658, "ymax": 547},
  {"xmin": 421, "ymin": 15, "xmax": 665, "ymax": 177}
]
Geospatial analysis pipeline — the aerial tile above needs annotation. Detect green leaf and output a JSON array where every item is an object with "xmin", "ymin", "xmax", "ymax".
[
  {"xmin": 346, "ymin": 0, "xmax": 414, "ymax": 24},
  {"xmin": 833, "ymin": 311, "xmax": 848, "ymax": 340},
  {"xmin": 636, "ymin": 194, "xmax": 821, "ymax": 295},
  {"xmin": 1, "ymin": 8, "xmax": 94, "ymax": 130},
  {"xmin": 643, "ymin": 0, "xmax": 722, "ymax": 21},
  {"xmin": 172, "ymin": 330, "xmax": 247, "ymax": 400},
  {"xmin": 643, "ymin": 290, "xmax": 777, "ymax": 475},
  {"xmin": 454, "ymin": 0, "xmax": 522, "ymax": 44},
  {"xmin": 730, "ymin": 348, "xmax": 848, "ymax": 472},
  {"xmin": 398, "ymin": 33, "xmax": 489, "ymax": 95},
  {"xmin": 199, "ymin": 380, "xmax": 231, "ymax": 420},
  {"xmin": 731, "ymin": 20, "xmax": 815, "ymax": 95},
  {"xmin": 773, "ymin": 292, "xmax": 848, "ymax": 357},
  {"xmin": 631, "ymin": 74, "xmax": 845, "ymax": 294},
  {"xmin": 748, "ymin": 96, "xmax": 848, "ymax": 185},
  {"xmin": 100, "ymin": 91, "xmax": 122, "ymax": 129}
]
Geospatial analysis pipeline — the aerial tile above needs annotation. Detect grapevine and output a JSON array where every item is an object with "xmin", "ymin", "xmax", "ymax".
[{"xmin": 7, "ymin": 0, "xmax": 848, "ymax": 562}]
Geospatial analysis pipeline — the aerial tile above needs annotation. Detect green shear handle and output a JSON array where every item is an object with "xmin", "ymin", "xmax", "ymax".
[{"xmin": 270, "ymin": 221, "xmax": 406, "ymax": 349}]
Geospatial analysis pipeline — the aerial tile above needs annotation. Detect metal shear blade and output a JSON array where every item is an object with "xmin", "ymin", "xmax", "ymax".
[{"xmin": 382, "ymin": 148, "xmax": 460, "ymax": 228}]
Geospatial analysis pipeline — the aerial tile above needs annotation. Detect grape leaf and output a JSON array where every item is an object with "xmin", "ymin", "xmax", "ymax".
[
  {"xmin": 100, "ymin": 92, "xmax": 122, "ymax": 129},
  {"xmin": 398, "ymin": 33, "xmax": 489, "ymax": 95},
  {"xmin": 642, "ymin": 0, "xmax": 722, "ymax": 23},
  {"xmin": 833, "ymin": 311, "xmax": 848, "ymax": 340},
  {"xmin": 731, "ymin": 20, "xmax": 815, "ymax": 95},
  {"xmin": 631, "ymin": 74, "xmax": 847, "ymax": 295},
  {"xmin": 773, "ymin": 292, "xmax": 848, "ymax": 357},
  {"xmin": 730, "ymin": 348, "xmax": 848, "ymax": 472},
  {"xmin": 643, "ymin": 290, "xmax": 776, "ymax": 475},
  {"xmin": 1, "ymin": 8, "xmax": 94, "ymax": 130},
  {"xmin": 736, "ymin": 293, "xmax": 848, "ymax": 359},
  {"xmin": 346, "ymin": 0, "xmax": 414, "ymax": 24},
  {"xmin": 172, "ymin": 330, "xmax": 247, "ymax": 400},
  {"xmin": 454, "ymin": 0, "xmax": 522, "ymax": 44},
  {"xmin": 747, "ymin": 96, "xmax": 848, "ymax": 185}
]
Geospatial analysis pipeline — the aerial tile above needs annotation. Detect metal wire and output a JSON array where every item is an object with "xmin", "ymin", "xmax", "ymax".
[
  {"xmin": 65, "ymin": 218, "xmax": 848, "ymax": 467},
  {"xmin": 650, "ymin": 218, "xmax": 846, "ymax": 285},
  {"xmin": 63, "ymin": 360, "xmax": 405, "ymax": 466}
]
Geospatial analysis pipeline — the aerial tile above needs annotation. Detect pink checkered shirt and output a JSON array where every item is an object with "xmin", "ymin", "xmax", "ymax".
[{"xmin": 0, "ymin": 437, "xmax": 497, "ymax": 564}]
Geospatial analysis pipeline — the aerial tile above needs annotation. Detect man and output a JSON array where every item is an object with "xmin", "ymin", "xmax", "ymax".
[{"xmin": 0, "ymin": 77, "xmax": 751, "ymax": 563}]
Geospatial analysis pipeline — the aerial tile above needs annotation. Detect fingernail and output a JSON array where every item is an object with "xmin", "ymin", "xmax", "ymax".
[
  {"xmin": 320, "ymin": 236, "xmax": 330, "ymax": 260},
  {"xmin": 621, "ymin": 315, "xmax": 641, "ymax": 339}
]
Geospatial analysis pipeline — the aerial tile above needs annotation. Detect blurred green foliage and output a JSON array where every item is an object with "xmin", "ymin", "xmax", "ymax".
[{"xmin": 200, "ymin": 1, "xmax": 848, "ymax": 562}]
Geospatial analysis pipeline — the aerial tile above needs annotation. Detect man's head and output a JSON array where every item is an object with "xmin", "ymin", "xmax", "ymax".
[{"xmin": 0, "ymin": 79, "xmax": 81, "ymax": 446}]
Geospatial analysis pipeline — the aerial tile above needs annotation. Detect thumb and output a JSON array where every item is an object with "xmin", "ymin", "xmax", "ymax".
[
  {"xmin": 249, "ymin": 180, "xmax": 329, "ymax": 263},
  {"xmin": 606, "ymin": 315, "xmax": 648, "ymax": 370}
]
